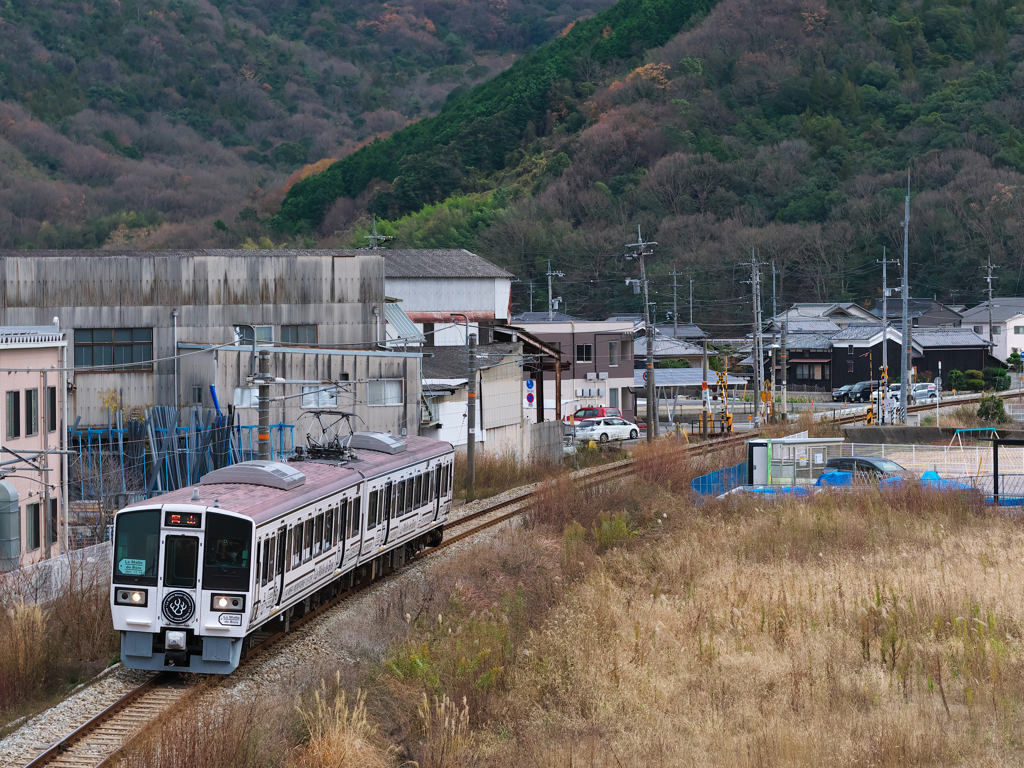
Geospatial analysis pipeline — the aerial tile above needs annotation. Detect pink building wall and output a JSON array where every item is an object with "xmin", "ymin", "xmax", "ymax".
[{"xmin": 0, "ymin": 336, "xmax": 68, "ymax": 568}]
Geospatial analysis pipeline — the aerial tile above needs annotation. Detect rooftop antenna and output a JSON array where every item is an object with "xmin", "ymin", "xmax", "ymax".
[{"xmin": 363, "ymin": 216, "xmax": 392, "ymax": 249}]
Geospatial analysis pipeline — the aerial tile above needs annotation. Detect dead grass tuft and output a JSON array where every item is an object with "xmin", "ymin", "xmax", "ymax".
[{"xmin": 293, "ymin": 675, "xmax": 392, "ymax": 768}]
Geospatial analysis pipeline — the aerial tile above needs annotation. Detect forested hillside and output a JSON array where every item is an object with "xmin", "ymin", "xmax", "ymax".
[
  {"xmin": 0, "ymin": 0, "xmax": 614, "ymax": 248},
  {"xmin": 274, "ymin": 0, "xmax": 1024, "ymax": 328}
]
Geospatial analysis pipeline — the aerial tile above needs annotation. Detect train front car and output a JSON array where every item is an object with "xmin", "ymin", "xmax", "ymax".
[{"xmin": 111, "ymin": 503, "xmax": 254, "ymax": 673}]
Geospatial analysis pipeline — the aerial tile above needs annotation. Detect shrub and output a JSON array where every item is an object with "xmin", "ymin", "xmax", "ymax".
[
  {"xmin": 977, "ymin": 394, "xmax": 1011, "ymax": 423},
  {"xmin": 948, "ymin": 369, "xmax": 966, "ymax": 391}
]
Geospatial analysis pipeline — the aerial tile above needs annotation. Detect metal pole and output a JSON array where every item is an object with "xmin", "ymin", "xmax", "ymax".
[
  {"xmin": 467, "ymin": 333, "xmax": 477, "ymax": 494},
  {"xmin": 781, "ymin": 320, "xmax": 788, "ymax": 420},
  {"xmin": 671, "ymin": 269, "xmax": 682, "ymax": 338},
  {"xmin": 899, "ymin": 172, "xmax": 910, "ymax": 422},
  {"xmin": 547, "ymin": 261, "xmax": 553, "ymax": 322},
  {"xmin": 689, "ymin": 277, "xmax": 694, "ymax": 325},
  {"xmin": 258, "ymin": 350, "xmax": 270, "ymax": 461},
  {"xmin": 702, "ymin": 338, "xmax": 708, "ymax": 437},
  {"xmin": 643, "ymin": 256, "xmax": 656, "ymax": 441}
]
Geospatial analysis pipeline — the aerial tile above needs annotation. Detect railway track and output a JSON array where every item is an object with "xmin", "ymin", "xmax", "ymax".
[{"xmin": 21, "ymin": 436, "xmax": 746, "ymax": 768}]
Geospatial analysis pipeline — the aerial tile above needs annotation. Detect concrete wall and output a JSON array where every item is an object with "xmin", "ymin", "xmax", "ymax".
[
  {"xmin": 526, "ymin": 420, "xmax": 563, "ymax": 464},
  {"xmin": 387, "ymin": 276, "xmax": 511, "ymax": 323}
]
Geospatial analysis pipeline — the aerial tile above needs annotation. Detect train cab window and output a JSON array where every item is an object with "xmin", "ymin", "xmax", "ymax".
[
  {"xmin": 164, "ymin": 536, "xmax": 199, "ymax": 588},
  {"xmin": 203, "ymin": 513, "xmax": 253, "ymax": 591},
  {"xmin": 113, "ymin": 509, "xmax": 160, "ymax": 586},
  {"xmin": 303, "ymin": 520, "xmax": 313, "ymax": 562},
  {"xmin": 368, "ymin": 490, "xmax": 378, "ymax": 528},
  {"xmin": 325, "ymin": 508, "xmax": 334, "ymax": 548},
  {"xmin": 314, "ymin": 515, "xmax": 324, "ymax": 556},
  {"xmin": 291, "ymin": 527, "xmax": 300, "ymax": 569},
  {"xmin": 261, "ymin": 539, "xmax": 271, "ymax": 586},
  {"xmin": 350, "ymin": 498, "xmax": 361, "ymax": 538}
]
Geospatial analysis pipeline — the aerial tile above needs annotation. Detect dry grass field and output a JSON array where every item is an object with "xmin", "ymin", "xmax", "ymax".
[{"xmin": 121, "ymin": 440, "xmax": 1024, "ymax": 767}]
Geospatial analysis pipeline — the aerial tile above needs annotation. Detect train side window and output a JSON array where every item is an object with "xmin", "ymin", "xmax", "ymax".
[
  {"xmin": 389, "ymin": 482, "xmax": 397, "ymax": 519},
  {"xmin": 368, "ymin": 490, "xmax": 378, "ymax": 528},
  {"xmin": 339, "ymin": 499, "xmax": 348, "ymax": 541},
  {"xmin": 303, "ymin": 520, "xmax": 313, "ymax": 562},
  {"xmin": 325, "ymin": 507, "xmax": 334, "ymax": 548},
  {"xmin": 314, "ymin": 514, "xmax": 324, "ymax": 556},
  {"xmin": 406, "ymin": 478, "xmax": 414, "ymax": 513},
  {"xmin": 268, "ymin": 535, "xmax": 276, "ymax": 581},
  {"xmin": 285, "ymin": 529, "xmax": 293, "ymax": 571},
  {"xmin": 415, "ymin": 474, "xmax": 423, "ymax": 508},
  {"xmin": 351, "ymin": 497, "xmax": 361, "ymax": 538},
  {"xmin": 434, "ymin": 466, "xmax": 441, "ymax": 502},
  {"xmin": 261, "ymin": 539, "xmax": 271, "ymax": 586},
  {"xmin": 292, "ymin": 527, "xmax": 300, "ymax": 568},
  {"xmin": 395, "ymin": 480, "xmax": 405, "ymax": 516}
]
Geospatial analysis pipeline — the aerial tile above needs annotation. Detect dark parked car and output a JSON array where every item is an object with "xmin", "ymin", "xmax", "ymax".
[
  {"xmin": 832, "ymin": 384, "xmax": 855, "ymax": 402},
  {"xmin": 847, "ymin": 381, "xmax": 878, "ymax": 403},
  {"xmin": 825, "ymin": 456, "xmax": 912, "ymax": 480}
]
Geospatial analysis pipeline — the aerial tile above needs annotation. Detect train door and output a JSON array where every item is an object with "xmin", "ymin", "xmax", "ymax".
[
  {"xmin": 343, "ymin": 495, "xmax": 362, "ymax": 567},
  {"xmin": 433, "ymin": 465, "xmax": 443, "ymax": 522},
  {"xmin": 275, "ymin": 526, "xmax": 287, "ymax": 606},
  {"xmin": 382, "ymin": 481, "xmax": 393, "ymax": 546}
]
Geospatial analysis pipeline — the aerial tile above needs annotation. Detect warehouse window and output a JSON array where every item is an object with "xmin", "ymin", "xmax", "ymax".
[
  {"xmin": 281, "ymin": 324, "xmax": 317, "ymax": 345},
  {"xmin": 235, "ymin": 326, "xmax": 272, "ymax": 345},
  {"xmin": 301, "ymin": 385, "xmax": 337, "ymax": 409},
  {"xmin": 26, "ymin": 503, "xmax": 40, "ymax": 552},
  {"xmin": 368, "ymin": 379, "xmax": 403, "ymax": 406},
  {"xmin": 74, "ymin": 329, "xmax": 153, "ymax": 369}
]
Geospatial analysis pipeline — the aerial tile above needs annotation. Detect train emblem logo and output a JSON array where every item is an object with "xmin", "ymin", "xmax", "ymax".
[{"xmin": 162, "ymin": 591, "xmax": 195, "ymax": 624}]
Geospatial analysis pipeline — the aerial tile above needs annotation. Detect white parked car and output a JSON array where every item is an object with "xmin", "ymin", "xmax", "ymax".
[{"xmin": 574, "ymin": 417, "xmax": 640, "ymax": 443}]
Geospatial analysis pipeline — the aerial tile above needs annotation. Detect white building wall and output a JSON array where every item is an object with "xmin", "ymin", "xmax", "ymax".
[
  {"xmin": 966, "ymin": 316, "xmax": 1023, "ymax": 360},
  {"xmin": 386, "ymin": 277, "xmax": 510, "ymax": 320}
]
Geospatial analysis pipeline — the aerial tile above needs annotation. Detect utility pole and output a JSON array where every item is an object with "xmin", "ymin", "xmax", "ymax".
[
  {"xmin": 878, "ymin": 247, "xmax": 898, "ymax": 424},
  {"xmin": 702, "ymin": 338, "xmax": 708, "ymax": 437},
  {"xmin": 744, "ymin": 251, "xmax": 765, "ymax": 423},
  {"xmin": 258, "ymin": 350, "xmax": 270, "ymax": 460},
  {"xmin": 627, "ymin": 228, "xmax": 658, "ymax": 442},
  {"xmin": 781, "ymin": 320, "xmax": 788, "ymax": 420},
  {"xmin": 689, "ymin": 277, "xmax": 694, "ymax": 325},
  {"xmin": 671, "ymin": 269, "xmax": 683, "ymax": 338},
  {"xmin": 546, "ymin": 260, "xmax": 564, "ymax": 321},
  {"xmin": 984, "ymin": 255, "xmax": 999, "ymax": 350},
  {"xmin": 899, "ymin": 171, "xmax": 910, "ymax": 423},
  {"xmin": 772, "ymin": 261, "xmax": 777, "ymax": 320},
  {"xmin": 528, "ymin": 281, "xmax": 534, "ymax": 313},
  {"xmin": 467, "ymin": 333, "xmax": 477, "ymax": 497}
]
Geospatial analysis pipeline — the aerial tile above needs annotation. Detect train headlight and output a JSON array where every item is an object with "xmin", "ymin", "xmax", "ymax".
[
  {"xmin": 209, "ymin": 594, "xmax": 245, "ymax": 612},
  {"xmin": 115, "ymin": 588, "xmax": 148, "ymax": 607}
]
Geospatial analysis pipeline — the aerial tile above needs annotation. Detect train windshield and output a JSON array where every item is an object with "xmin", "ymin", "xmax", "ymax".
[
  {"xmin": 112, "ymin": 510, "xmax": 160, "ymax": 586},
  {"xmin": 203, "ymin": 512, "xmax": 252, "ymax": 591}
]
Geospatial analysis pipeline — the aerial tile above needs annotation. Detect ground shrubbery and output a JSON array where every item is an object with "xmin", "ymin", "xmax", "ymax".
[
  {"xmin": 0, "ymin": 562, "xmax": 119, "ymax": 724},
  {"xmin": 119, "ymin": 438, "xmax": 1024, "ymax": 766}
]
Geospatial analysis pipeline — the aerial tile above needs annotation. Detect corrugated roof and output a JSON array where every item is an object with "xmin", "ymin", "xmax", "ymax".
[
  {"xmin": 511, "ymin": 311, "xmax": 583, "ymax": 322},
  {"xmin": 383, "ymin": 249, "xmax": 513, "ymax": 279},
  {"xmin": 422, "ymin": 342, "xmax": 521, "ymax": 380},
  {"xmin": 910, "ymin": 328, "xmax": 992, "ymax": 347},
  {"xmin": 961, "ymin": 298, "xmax": 1024, "ymax": 322},
  {"xmin": 0, "ymin": 326, "xmax": 66, "ymax": 344},
  {"xmin": 384, "ymin": 303, "xmax": 424, "ymax": 345}
]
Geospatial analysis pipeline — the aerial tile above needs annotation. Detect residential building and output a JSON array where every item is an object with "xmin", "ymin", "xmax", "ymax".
[
  {"xmin": 910, "ymin": 328, "xmax": 999, "ymax": 380},
  {"xmin": 421, "ymin": 343, "xmax": 523, "ymax": 451},
  {"xmin": 870, "ymin": 298, "xmax": 963, "ymax": 328},
  {"xmin": 0, "ymin": 326, "xmax": 69, "ymax": 571},
  {"xmin": 828, "ymin": 325, "xmax": 906, "ymax": 389},
  {"xmin": 960, "ymin": 298, "xmax": 1024, "ymax": 361},
  {"xmin": 635, "ymin": 332, "xmax": 705, "ymax": 368},
  {"xmin": 510, "ymin": 317, "xmax": 636, "ymax": 423},
  {"xmin": 0, "ymin": 249, "xmax": 420, "ymax": 436},
  {"xmin": 772, "ymin": 303, "xmax": 877, "ymax": 329},
  {"xmin": 383, "ymin": 249, "xmax": 514, "ymax": 346}
]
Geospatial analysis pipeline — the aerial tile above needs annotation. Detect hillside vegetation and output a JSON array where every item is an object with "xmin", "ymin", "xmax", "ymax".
[
  {"xmin": 275, "ymin": 0, "xmax": 1024, "ymax": 327},
  {"xmin": 0, "ymin": 0, "xmax": 614, "ymax": 249}
]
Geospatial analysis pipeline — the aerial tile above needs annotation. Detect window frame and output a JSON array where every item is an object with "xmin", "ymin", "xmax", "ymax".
[
  {"xmin": 576, "ymin": 344, "xmax": 593, "ymax": 363},
  {"xmin": 608, "ymin": 340, "xmax": 619, "ymax": 367},
  {"xmin": 301, "ymin": 385, "xmax": 338, "ymax": 409},
  {"xmin": 74, "ymin": 328, "xmax": 153, "ymax": 370},
  {"xmin": 6, "ymin": 390, "xmax": 20, "ymax": 440},
  {"xmin": 24, "ymin": 388, "xmax": 38, "ymax": 437},
  {"xmin": 367, "ymin": 379, "xmax": 403, "ymax": 406},
  {"xmin": 26, "ymin": 502, "xmax": 40, "ymax": 552},
  {"xmin": 236, "ymin": 325, "xmax": 273, "ymax": 346},
  {"xmin": 281, "ymin": 324, "xmax": 317, "ymax": 345},
  {"xmin": 46, "ymin": 386, "xmax": 57, "ymax": 432}
]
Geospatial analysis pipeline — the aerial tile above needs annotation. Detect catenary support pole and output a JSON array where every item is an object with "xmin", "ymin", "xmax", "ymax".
[
  {"xmin": 467, "ymin": 332, "xmax": 477, "ymax": 496},
  {"xmin": 258, "ymin": 350, "xmax": 270, "ymax": 461}
]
